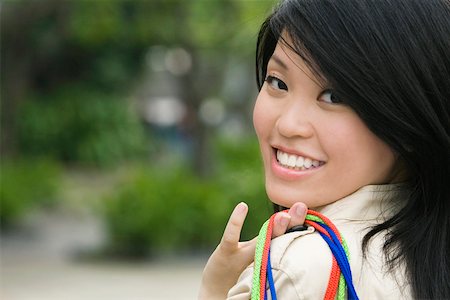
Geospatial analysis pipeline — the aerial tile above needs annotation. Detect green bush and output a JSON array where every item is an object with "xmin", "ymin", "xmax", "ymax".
[
  {"xmin": 17, "ymin": 85, "xmax": 147, "ymax": 167},
  {"xmin": 102, "ymin": 137, "xmax": 273, "ymax": 257},
  {"xmin": 0, "ymin": 158, "xmax": 61, "ymax": 227}
]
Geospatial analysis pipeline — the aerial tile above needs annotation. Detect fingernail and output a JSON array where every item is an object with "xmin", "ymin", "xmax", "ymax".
[
  {"xmin": 296, "ymin": 204, "xmax": 305, "ymax": 216},
  {"xmin": 236, "ymin": 202, "xmax": 248, "ymax": 213}
]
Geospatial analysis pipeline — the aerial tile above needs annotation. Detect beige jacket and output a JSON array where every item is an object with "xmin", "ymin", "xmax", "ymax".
[{"xmin": 227, "ymin": 185, "xmax": 411, "ymax": 299}]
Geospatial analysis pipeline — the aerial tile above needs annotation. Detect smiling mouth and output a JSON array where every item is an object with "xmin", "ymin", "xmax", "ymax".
[{"xmin": 275, "ymin": 149, "xmax": 325, "ymax": 170}]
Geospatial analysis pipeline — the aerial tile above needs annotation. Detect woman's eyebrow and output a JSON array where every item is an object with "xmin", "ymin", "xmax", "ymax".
[{"xmin": 269, "ymin": 54, "xmax": 288, "ymax": 70}]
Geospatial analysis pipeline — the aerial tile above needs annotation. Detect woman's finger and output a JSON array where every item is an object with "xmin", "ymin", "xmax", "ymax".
[
  {"xmin": 220, "ymin": 202, "xmax": 248, "ymax": 249},
  {"xmin": 271, "ymin": 212, "xmax": 291, "ymax": 238},
  {"xmin": 288, "ymin": 202, "xmax": 307, "ymax": 228},
  {"xmin": 271, "ymin": 203, "xmax": 308, "ymax": 238},
  {"xmin": 239, "ymin": 237, "xmax": 258, "ymax": 266}
]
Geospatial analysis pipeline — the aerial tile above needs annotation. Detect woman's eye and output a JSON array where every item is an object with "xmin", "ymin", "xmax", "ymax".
[
  {"xmin": 265, "ymin": 75, "xmax": 288, "ymax": 91},
  {"xmin": 320, "ymin": 89, "xmax": 342, "ymax": 104}
]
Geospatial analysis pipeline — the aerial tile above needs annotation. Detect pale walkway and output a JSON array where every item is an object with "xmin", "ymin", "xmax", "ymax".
[{"xmin": 1, "ymin": 209, "xmax": 206, "ymax": 300}]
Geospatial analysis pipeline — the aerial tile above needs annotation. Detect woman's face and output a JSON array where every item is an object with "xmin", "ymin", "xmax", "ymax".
[{"xmin": 254, "ymin": 37, "xmax": 398, "ymax": 208}]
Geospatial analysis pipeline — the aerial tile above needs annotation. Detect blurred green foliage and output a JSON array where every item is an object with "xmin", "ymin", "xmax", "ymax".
[
  {"xmin": 17, "ymin": 84, "xmax": 147, "ymax": 166},
  {"xmin": 102, "ymin": 137, "xmax": 272, "ymax": 257},
  {"xmin": 1, "ymin": 0, "xmax": 278, "ymax": 257},
  {"xmin": 0, "ymin": 158, "xmax": 61, "ymax": 227}
]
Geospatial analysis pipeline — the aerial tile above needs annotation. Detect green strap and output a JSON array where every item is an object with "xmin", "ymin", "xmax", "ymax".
[
  {"xmin": 306, "ymin": 214, "xmax": 349, "ymax": 300},
  {"xmin": 251, "ymin": 218, "xmax": 269, "ymax": 300},
  {"xmin": 253, "ymin": 214, "xmax": 351, "ymax": 300}
]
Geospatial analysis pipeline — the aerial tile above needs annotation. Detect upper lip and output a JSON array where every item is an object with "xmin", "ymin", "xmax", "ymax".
[{"xmin": 272, "ymin": 145, "xmax": 325, "ymax": 162}]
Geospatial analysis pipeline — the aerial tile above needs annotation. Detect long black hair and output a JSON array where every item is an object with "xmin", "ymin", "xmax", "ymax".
[{"xmin": 256, "ymin": 0, "xmax": 450, "ymax": 298}]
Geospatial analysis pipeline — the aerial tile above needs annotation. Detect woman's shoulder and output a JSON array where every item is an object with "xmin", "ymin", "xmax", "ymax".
[
  {"xmin": 270, "ymin": 227, "xmax": 331, "ymax": 271},
  {"xmin": 270, "ymin": 225, "xmax": 411, "ymax": 299},
  {"xmin": 227, "ymin": 224, "xmax": 410, "ymax": 299},
  {"xmin": 269, "ymin": 227, "xmax": 333, "ymax": 298},
  {"xmin": 227, "ymin": 228, "xmax": 332, "ymax": 300}
]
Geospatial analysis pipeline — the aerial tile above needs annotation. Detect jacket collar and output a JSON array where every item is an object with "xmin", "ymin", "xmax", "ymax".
[{"xmin": 314, "ymin": 184, "xmax": 407, "ymax": 222}]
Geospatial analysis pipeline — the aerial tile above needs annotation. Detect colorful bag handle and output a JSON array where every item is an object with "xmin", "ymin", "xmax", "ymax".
[{"xmin": 251, "ymin": 210, "xmax": 359, "ymax": 300}]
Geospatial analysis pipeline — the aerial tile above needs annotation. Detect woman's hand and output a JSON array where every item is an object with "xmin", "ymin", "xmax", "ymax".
[
  {"xmin": 199, "ymin": 203, "xmax": 255, "ymax": 300},
  {"xmin": 198, "ymin": 202, "xmax": 307, "ymax": 300},
  {"xmin": 271, "ymin": 202, "xmax": 308, "ymax": 237}
]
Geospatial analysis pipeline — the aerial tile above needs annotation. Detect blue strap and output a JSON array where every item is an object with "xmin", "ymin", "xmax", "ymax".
[
  {"xmin": 317, "ymin": 223, "xmax": 359, "ymax": 300},
  {"xmin": 319, "ymin": 223, "xmax": 352, "ymax": 278},
  {"xmin": 267, "ymin": 250, "xmax": 277, "ymax": 300},
  {"xmin": 264, "ymin": 223, "xmax": 359, "ymax": 300}
]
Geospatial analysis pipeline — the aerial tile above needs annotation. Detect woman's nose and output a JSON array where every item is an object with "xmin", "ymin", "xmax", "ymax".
[{"xmin": 275, "ymin": 99, "xmax": 314, "ymax": 139}]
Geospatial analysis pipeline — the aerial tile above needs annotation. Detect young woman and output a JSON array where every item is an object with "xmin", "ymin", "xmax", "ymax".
[{"xmin": 200, "ymin": 0, "xmax": 450, "ymax": 298}]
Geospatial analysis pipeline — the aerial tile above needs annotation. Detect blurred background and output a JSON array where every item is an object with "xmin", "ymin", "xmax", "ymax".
[{"xmin": 0, "ymin": 0, "xmax": 278, "ymax": 299}]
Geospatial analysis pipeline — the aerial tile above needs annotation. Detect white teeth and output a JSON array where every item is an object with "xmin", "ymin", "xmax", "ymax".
[
  {"xmin": 276, "ymin": 149, "xmax": 323, "ymax": 170},
  {"xmin": 296, "ymin": 156, "xmax": 304, "ymax": 168},
  {"xmin": 304, "ymin": 158, "xmax": 312, "ymax": 168},
  {"xmin": 278, "ymin": 151, "xmax": 288, "ymax": 166},
  {"xmin": 287, "ymin": 155, "xmax": 297, "ymax": 167}
]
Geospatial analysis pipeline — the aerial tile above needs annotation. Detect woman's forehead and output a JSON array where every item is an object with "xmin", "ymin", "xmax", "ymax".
[{"xmin": 270, "ymin": 34, "xmax": 329, "ymax": 87}]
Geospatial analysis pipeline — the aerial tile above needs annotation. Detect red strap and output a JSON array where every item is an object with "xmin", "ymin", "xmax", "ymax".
[
  {"xmin": 259, "ymin": 214, "xmax": 276, "ymax": 297},
  {"xmin": 307, "ymin": 210, "xmax": 343, "ymax": 242},
  {"xmin": 259, "ymin": 210, "xmax": 343, "ymax": 300},
  {"xmin": 305, "ymin": 220, "xmax": 341, "ymax": 300}
]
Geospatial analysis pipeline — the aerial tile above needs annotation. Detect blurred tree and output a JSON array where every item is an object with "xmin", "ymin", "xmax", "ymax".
[{"xmin": 1, "ymin": 0, "xmax": 275, "ymax": 173}]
